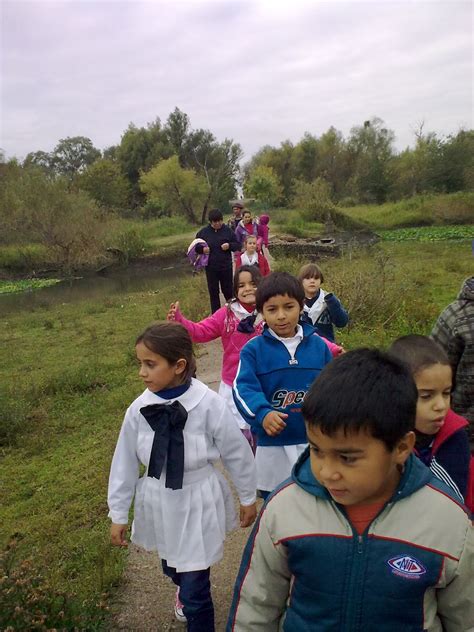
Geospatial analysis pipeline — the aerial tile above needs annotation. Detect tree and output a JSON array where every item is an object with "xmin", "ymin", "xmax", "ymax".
[
  {"xmin": 51, "ymin": 136, "xmax": 101, "ymax": 180},
  {"xmin": 0, "ymin": 166, "xmax": 107, "ymax": 269},
  {"xmin": 291, "ymin": 177, "xmax": 335, "ymax": 223},
  {"xmin": 164, "ymin": 108, "xmax": 190, "ymax": 166},
  {"xmin": 139, "ymin": 156, "xmax": 208, "ymax": 223},
  {"xmin": 245, "ymin": 165, "xmax": 283, "ymax": 207},
  {"xmin": 347, "ymin": 118, "xmax": 395, "ymax": 203},
  {"xmin": 78, "ymin": 159, "xmax": 131, "ymax": 212},
  {"xmin": 23, "ymin": 150, "xmax": 54, "ymax": 175}
]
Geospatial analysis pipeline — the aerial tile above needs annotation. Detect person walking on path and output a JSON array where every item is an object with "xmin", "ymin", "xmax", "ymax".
[
  {"xmin": 195, "ymin": 209, "xmax": 240, "ymax": 313},
  {"xmin": 108, "ymin": 322, "xmax": 257, "ymax": 631},
  {"xmin": 228, "ymin": 202, "xmax": 244, "ymax": 232},
  {"xmin": 234, "ymin": 209, "xmax": 259, "ymax": 247},
  {"xmin": 431, "ymin": 276, "xmax": 474, "ymax": 439}
]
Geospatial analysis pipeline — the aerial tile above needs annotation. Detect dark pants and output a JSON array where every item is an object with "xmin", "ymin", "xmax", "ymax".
[
  {"xmin": 205, "ymin": 266, "xmax": 233, "ymax": 313},
  {"xmin": 162, "ymin": 560, "xmax": 214, "ymax": 632}
]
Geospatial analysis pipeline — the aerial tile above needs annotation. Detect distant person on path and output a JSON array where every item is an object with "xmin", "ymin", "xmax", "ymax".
[
  {"xmin": 298, "ymin": 263, "xmax": 349, "ymax": 342},
  {"xmin": 108, "ymin": 322, "xmax": 256, "ymax": 631},
  {"xmin": 228, "ymin": 349, "xmax": 474, "ymax": 631},
  {"xmin": 195, "ymin": 208, "xmax": 240, "ymax": 314},
  {"xmin": 234, "ymin": 235, "xmax": 270, "ymax": 277},
  {"xmin": 389, "ymin": 334, "xmax": 471, "ymax": 506},
  {"xmin": 167, "ymin": 265, "xmax": 265, "ymax": 450},
  {"xmin": 431, "ymin": 276, "xmax": 474, "ymax": 438},
  {"xmin": 228, "ymin": 201, "xmax": 244, "ymax": 232},
  {"xmin": 235, "ymin": 209, "xmax": 259, "ymax": 247},
  {"xmin": 257, "ymin": 213, "xmax": 270, "ymax": 254}
]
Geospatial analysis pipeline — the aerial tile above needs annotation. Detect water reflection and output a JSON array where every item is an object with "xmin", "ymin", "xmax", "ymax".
[{"xmin": 0, "ymin": 261, "xmax": 190, "ymax": 317}]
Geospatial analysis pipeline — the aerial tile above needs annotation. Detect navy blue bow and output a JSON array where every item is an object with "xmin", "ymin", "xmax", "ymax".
[
  {"xmin": 140, "ymin": 401, "xmax": 188, "ymax": 490},
  {"xmin": 237, "ymin": 312, "xmax": 258, "ymax": 333}
]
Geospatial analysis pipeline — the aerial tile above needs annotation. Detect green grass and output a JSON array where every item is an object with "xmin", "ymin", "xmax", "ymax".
[
  {"xmin": 338, "ymin": 191, "xmax": 474, "ymax": 230},
  {"xmin": 378, "ymin": 225, "xmax": 474, "ymax": 242},
  {"xmin": 0, "ymin": 278, "xmax": 61, "ymax": 294},
  {"xmin": 0, "ymin": 244, "xmax": 52, "ymax": 272}
]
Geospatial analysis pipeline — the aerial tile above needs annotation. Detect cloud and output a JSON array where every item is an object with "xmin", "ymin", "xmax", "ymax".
[{"xmin": 1, "ymin": 0, "xmax": 472, "ymax": 161}]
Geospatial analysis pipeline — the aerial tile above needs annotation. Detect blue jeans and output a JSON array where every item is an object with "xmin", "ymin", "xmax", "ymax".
[{"xmin": 162, "ymin": 560, "xmax": 214, "ymax": 632}]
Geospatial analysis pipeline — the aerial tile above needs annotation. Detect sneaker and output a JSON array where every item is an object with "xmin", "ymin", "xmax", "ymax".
[{"xmin": 174, "ymin": 588, "xmax": 187, "ymax": 623}]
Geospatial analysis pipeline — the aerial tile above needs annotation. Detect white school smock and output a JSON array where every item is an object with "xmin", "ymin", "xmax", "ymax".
[{"xmin": 107, "ymin": 378, "xmax": 257, "ymax": 572}]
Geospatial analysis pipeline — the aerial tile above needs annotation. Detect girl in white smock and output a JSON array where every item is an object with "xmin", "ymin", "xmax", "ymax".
[{"xmin": 108, "ymin": 322, "xmax": 257, "ymax": 632}]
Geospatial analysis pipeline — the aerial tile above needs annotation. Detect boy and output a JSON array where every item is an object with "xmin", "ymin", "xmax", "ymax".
[
  {"xmin": 233, "ymin": 272, "xmax": 333, "ymax": 498},
  {"xmin": 228, "ymin": 349, "xmax": 474, "ymax": 631}
]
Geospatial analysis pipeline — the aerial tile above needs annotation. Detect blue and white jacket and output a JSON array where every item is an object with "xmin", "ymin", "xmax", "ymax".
[
  {"xmin": 233, "ymin": 323, "xmax": 333, "ymax": 447},
  {"xmin": 227, "ymin": 451, "xmax": 474, "ymax": 631},
  {"xmin": 301, "ymin": 289, "xmax": 348, "ymax": 342}
]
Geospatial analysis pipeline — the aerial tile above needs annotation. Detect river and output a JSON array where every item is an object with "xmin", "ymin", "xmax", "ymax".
[{"xmin": 0, "ymin": 260, "xmax": 190, "ymax": 317}]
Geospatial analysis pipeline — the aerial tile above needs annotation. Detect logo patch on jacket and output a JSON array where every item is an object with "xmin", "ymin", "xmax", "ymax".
[
  {"xmin": 387, "ymin": 555, "xmax": 426, "ymax": 579},
  {"xmin": 271, "ymin": 389, "xmax": 306, "ymax": 408}
]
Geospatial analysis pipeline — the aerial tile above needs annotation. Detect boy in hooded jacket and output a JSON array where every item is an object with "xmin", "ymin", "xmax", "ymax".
[{"xmin": 228, "ymin": 349, "xmax": 474, "ymax": 632}]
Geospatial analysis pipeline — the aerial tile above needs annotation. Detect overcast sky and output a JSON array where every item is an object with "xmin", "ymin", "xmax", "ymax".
[{"xmin": 1, "ymin": 0, "xmax": 472, "ymax": 163}]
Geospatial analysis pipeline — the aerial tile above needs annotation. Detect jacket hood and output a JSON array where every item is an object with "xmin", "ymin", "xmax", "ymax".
[
  {"xmin": 432, "ymin": 409, "xmax": 468, "ymax": 454},
  {"xmin": 459, "ymin": 276, "xmax": 474, "ymax": 301},
  {"xmin": 259, "ymin": 214, "xmax": 270, "ymax": 224},
  {"xmin": 292, "ymin": 447, "xmax": 432, "ymax": 504}
]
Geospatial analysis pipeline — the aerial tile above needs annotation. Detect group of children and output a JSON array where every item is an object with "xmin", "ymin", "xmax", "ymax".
[{"xmin": 108, "ymin": 239, "xmax": 474, "ymax": 631}]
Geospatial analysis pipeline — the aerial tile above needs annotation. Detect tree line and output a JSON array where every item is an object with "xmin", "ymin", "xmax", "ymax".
[{"xmin": 0, "ymin": 110, "xmax": 472, "ymax": 270}]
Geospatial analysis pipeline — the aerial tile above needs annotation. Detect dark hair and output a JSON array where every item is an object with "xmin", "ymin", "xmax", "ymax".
[
  {"xmin": 208, "ymin": 208, "xmax": 223, "ymax": 222},
  {"xmin": 233, "ymin": 264, "xmax": 262, "ymax": 298},
  {"xmin": 256, "ymin": 272, "xmax": 305, "ymax": 312},
  {"xmin": 298, "ymin": 262, "xmax": 324, "ymax": 284},
  {"xmin": 388, "ymin": 334, "xmax": 450, "ymax": 376},
  {"xmin": 302, "ymin": 348, "xmax": 417, "ymax": 450},
  {"xmin": 136, "ymin": 322, "xmax": 196, "ymax": 383}
]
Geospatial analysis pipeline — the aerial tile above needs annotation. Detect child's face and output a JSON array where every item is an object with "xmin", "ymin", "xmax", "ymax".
[
  {"xmin": 136, "ymin": 342, "xmax": 184, "ymax": 392},
  {"xmin": 307, "ymin": 424, "xmax": 413, "ymax": 507},
  {"xmin": 262, "ymin": 293, "xmax": 301, "ymax": 338},
  {"xmin": 414, "ymin": 364, "xmax": 452, "ymax": 435},
  {"xmin": 237, "ymin": 271, "xmax": 257, "ymax": 305},
  {"xmin": 302, "ymin": 276, "xmax": 321, "ymax": 298},
  {"xmin": 245, "ymin": 237, "xmax": 257, "ymax": 254},
  {"xmin": 243, "ymin": 212, "xmax": 252, "ymax": 223}
]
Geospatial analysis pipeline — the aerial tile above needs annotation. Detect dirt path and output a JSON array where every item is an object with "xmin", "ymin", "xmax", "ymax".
[{"xmin": 108, "ymin": 339, "xmax": 262, "ymax": 632}]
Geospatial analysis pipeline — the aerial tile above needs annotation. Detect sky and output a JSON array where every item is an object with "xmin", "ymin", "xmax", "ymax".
[{"xmin": 1, "ymin": 0, "xmax": 472, "ymax": 163}]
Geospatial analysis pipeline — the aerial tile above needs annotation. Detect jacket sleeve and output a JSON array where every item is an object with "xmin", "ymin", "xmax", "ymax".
[
  {"xmin": 260, "ymin": 254, "xmax": 270, "ymax": 276},
  {"xmin": 319, "ymin": 335, "xmax": 344, "ymax": 357},
  {"xmin": 227, "ymin": 505, "xmax": 291, "ymax": 631},
  {"xmin": 107, "ymin": 406, "xmax": 140, "ymax": 524},
  {"xmin": 436, "ymin": 522, "xmax": 474, "ymax": 631},
  {"xmin": 226, "ymin": 226, "xmax": 241, "ymax": 252},
  {"xmin": 174, "ymin": 306, "xmax": 225, "ymax": 343},
  {"xmin": 234, "ymin": 252, "xmax": 242, "ymax": 269},
  {"xmin": 324, "ymin": 292, "xmax": 349, "ymax": 328},
  {"xmin": 431, "ymin": 308, "xmax": 463, "ymax": 372},
  {"xmin": 211, "ymin": 399, "xmax": 256, "ymax": 506},
  {"xmin": 195, "ymin": 228, "xmax": 206, "ymax": 253},
  {"xmin": 233, "ymin": 343, "xmax": 274, "ymax": 428}
]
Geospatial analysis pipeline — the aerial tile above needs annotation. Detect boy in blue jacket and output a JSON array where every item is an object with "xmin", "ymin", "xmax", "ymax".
[
  {"xmin": 233, "ymin": 272, "xmax": 333, "ymax": 498},
  {"xmin": 228, "ymin": 349, "xmax": 474, "ymax": 631}
]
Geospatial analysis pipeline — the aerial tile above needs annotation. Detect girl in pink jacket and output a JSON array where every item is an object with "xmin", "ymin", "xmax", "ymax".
[{"xmin": 167, "ymin": 266, "xmax": 265, "ymax": 447}]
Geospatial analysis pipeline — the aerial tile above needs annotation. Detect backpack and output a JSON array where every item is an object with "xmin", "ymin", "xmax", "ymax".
[{"xmin": 187, "ymin": 238, "xmax": 209, "ymax": 273}]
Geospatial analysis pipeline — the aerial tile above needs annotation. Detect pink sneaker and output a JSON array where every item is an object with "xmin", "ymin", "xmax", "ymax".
[{"xmin": 174, "ymin": 588, "xmax": 186, "ymax": 623}]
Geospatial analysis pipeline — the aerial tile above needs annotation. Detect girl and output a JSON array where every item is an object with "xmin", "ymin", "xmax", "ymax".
[
  {"xmin": 234, "ymin": 235, "xmax": 270, "ymax": 277},
  {"xmin": 108, "ymin": 322, "xmax": 257, "ymax": 631},
  {"xmin": 167, "ymin": 266, "xmax": 264, "ymax": 448},
  {"xmin": 234, "ymin": 209, "xmax": 259, "ymax": 246},
  {"xmin": 389, "ymin": 334, "xmax": 472, "ymax": 507},
  {"xmin": 298, "ymin": 262, "xmax": 348, "ymax": 342},
  {"xmin": 257, "ymin": 213, "xmax": 270, "ymax": 255}
]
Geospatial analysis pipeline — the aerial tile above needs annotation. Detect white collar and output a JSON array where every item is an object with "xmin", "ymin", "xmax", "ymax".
[
  {"xmin": 139, "ymin": 378, "xmax": 208, "ymax": 412},
  {"xmin": 268, "ymin": 323, "xmax": 304, "ymax": 343}
]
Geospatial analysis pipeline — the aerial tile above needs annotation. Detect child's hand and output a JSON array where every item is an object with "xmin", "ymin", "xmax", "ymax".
[
  {"xmin": 167, "ymin": 301, "xmax": 179, "ymax": 321},
  {"xmin": 203, "ymin": 246, "xmax": 210, "ymax": 254},
  {"xmin": 239, "ymin": 502, "xmax": 257, "ymax": 527},
  {"xmin": 110, "ymin": 523, "xmax": 128, "ymax": 547},
  {"xmin": 263, "ymin": 411, "xmax": 288, "ymax": 436},
  {"xmin": 221, "ymin": 242, "xmax": 230, "ymax": 251}
]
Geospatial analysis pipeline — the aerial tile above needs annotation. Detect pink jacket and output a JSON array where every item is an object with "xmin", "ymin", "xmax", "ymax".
[
  {"xmin": 174, "ymin": 303, "xmax": 265, "ymax": 386},
  {"xmin": 175, "ymin": 305, "xmax": 343, "ymax": 386}
]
